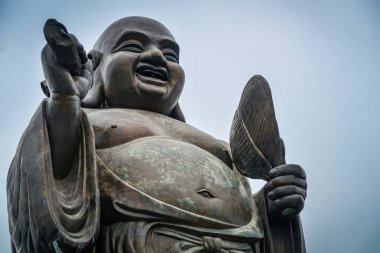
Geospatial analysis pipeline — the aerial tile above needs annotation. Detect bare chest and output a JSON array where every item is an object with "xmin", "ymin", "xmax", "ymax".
[{"xmin": 86, "ymin": 108, "xmax": 232, "ymax": 167}]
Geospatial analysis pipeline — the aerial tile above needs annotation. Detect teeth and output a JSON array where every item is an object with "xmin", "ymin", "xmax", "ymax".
[
  {"xmin": 142, "ymin": 70, "xmax": 162, "ymax": 79},
  {"xmin": 137, "ymin": 65, "xmax": 168, "ymax": 81}
]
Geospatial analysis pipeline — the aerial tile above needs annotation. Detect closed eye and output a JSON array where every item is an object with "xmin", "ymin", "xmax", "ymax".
[
  {"xmin": 110, "ymin": 40, "xmax": 143, "ymax": 53},
  {"xmin": 162, "ymin": 48, "xmax": 179, "ymax": 63},
  {"xmin": 197, "ymin": 189, "xmax": 216, "ymax": 199}
]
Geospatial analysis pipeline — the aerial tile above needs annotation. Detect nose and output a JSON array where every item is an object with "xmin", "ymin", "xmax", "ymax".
[{"xmin": 139, "ymin": 47, "xmax": 166, "ymax": 67}]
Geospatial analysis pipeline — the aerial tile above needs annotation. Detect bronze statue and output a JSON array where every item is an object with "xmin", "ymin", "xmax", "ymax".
[{"xmin": 7, "ymin": 17, "xmax": 307, "ymax": 253}]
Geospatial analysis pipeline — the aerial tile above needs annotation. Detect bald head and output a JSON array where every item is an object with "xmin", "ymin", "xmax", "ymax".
[
  {"xmin": 83, "ymin": 16, "xmax": 185, "ymax": 118},
  {"xmin": 93, "ymin": 16, "xmax": 176, "ymax": 53}
]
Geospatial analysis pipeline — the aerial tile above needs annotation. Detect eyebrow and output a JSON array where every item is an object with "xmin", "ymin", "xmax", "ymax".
[
  {"xmin": 160, "ymin": 39, "xmax": 180, "ymax": 56},
  {"xmin": 111, "ymin": 30, "xmax": 149, "ymax": 51},
  {"xmin": 111, "ymin": 29, "xmax": 180, "ymax": 55}
]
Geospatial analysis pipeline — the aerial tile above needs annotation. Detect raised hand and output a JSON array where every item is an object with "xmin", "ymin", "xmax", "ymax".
[
  {"xmin": 265, "ymin": 164, "xmax": 307, "ymax": 219},
  {"xmin": 41, "ymin": 19, "xmax": 92, "ymax": 179},
  {"xmin": 41, "ymin": 19, "xmax": 91, "ymax": 99}
]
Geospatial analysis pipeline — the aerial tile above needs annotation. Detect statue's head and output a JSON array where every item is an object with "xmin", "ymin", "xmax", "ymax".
[{"xmin": 82, "ymin": 17, "xmax": 185, "ymax": 119}]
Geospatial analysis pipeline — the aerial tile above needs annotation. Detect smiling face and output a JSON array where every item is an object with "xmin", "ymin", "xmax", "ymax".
[{"xmin": 91, "ymin": 17, "xmax": 185, "ymax": 115}]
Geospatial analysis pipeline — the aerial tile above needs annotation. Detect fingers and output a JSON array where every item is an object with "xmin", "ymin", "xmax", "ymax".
[
  {"xmin": 69, "ymin": 33, "xmax": 87, "ymax": 64},
  {"xmin": 266, "ymin": 175, "xmax": 307, "ymax": 192},
  {"xmin": 269, "ymin": 164, "xmax": 306, "ymax": 180},
  {"xmin": 266, "ymin": 164, "xmax": 307, "ymax": 218},
  {"xmin": 267, "ymin": 185, "xmax": 307, "ymax": 200},
  {"xmin": 274, "ymin": 194, "xmax": 305, "ymax": 216},
  {"xmin": 41, "ymin": 45, "xmax": 76, "ymax": 96}
]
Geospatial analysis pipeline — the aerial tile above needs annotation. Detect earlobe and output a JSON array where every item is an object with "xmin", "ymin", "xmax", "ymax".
[
  {"xmin": 81, "ymin": 69, "xmax": 105, "ymax": 108},
  {"xmin": 169, "ymin": 103, "xmax": 186, "ymax": 122},
  {"xmin": 87, "ymin": 50, "xmax": 102, "ymax": 70}
]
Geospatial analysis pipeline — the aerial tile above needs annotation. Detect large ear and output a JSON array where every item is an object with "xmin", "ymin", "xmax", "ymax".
[
  {"xmin": 40, "ymin": 80, "xmax": 50, "ymax": 97},
  {"xmin": 169, "ymin": 103, "xmax": 186, "ymax": 123},
  {"xmin": 81, "ymin": 70, "xmax": 104, "ymax": 108},
  {"xmin": 81, "ymin": 50, "xmax": 104, "ymax": 108}
]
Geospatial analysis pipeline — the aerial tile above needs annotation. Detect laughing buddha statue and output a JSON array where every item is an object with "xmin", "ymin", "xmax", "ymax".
[{"xmin": 7, "ymin": 17, "xmax": 307, "ymax": 253}]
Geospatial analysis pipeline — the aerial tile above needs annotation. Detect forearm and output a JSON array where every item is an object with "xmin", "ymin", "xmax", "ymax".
[{"xmin": 46, "ymin": 94, "xmax": 81, "ymax": 179}]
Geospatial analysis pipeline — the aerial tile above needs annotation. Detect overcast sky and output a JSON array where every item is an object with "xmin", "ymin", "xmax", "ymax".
[{"xmin": 0, "ymin": 1, "xmax": 379, "ymax": 252}]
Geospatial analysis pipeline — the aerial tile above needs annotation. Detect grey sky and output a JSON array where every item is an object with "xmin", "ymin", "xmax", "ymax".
[{"xmin": 0, "ymin": 0, "xmax": 379, "ymax": 252}]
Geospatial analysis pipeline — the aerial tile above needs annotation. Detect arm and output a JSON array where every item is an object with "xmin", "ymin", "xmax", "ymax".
[
  {"xmin": 41, "ymin": 19, "xmax": 91, "ymax": 178},
  {"xmin": 7, "ymin": 19, "xmax": 98, "ymax": 253}
]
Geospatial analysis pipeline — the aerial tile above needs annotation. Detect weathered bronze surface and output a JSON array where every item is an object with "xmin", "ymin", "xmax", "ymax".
[{"xmin": 7, "ymin": 17, "xmax": 307, "ymax": 252}]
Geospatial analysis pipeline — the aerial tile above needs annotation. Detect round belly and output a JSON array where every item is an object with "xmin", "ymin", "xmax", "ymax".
[{"xmin": 97, "ymin": 137, "xmax": 253, "ymax": 226}]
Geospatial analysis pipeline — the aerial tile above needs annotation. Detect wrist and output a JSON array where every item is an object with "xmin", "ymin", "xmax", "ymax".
[{"xmin": 49, "ymin": 93, "xmax": 81, "ymax": 103}]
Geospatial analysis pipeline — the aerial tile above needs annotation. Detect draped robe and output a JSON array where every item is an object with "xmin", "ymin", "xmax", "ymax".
[{"xmin": 7, "ymin": 100, "xmax": 306, "ymax": 253}]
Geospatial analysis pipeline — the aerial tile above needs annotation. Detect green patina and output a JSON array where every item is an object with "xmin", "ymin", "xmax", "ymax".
[{"xmin": 178, "ymin": 197, "xmax": 198, "ymax": 213}]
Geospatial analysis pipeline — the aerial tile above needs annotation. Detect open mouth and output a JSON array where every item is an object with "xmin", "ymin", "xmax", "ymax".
[{"xmin": 136, "ymin": 63, "xmax": 169, "ymax": 85}]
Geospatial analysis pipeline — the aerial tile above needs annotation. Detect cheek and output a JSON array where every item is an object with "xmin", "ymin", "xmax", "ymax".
[
  {"xmin": 101, "ymin": 53, "xmax": 138, "ymax": 89},
  {"xmin": 169, "ymin": 64, "xmax": 185, "ymax": 93}
]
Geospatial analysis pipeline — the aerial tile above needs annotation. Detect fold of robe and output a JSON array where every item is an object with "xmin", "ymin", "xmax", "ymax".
[
  {"xmin": 254, "ymin": 189, "xmax": 306, "ymax": 253},
  {"xmin": 6, "ymin": 99, "xmax": 305, "ymax": 253},
  {"xmin": 7, "ymin": 100, "xmax": 100, "ymax": 253}
]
